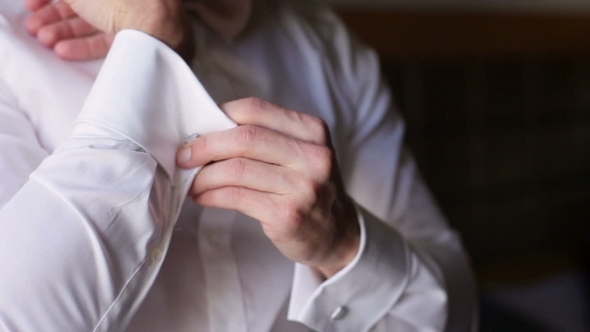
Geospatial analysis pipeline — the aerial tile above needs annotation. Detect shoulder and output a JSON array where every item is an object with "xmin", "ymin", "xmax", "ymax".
[
  {"xmin": 272, "ymin": 0, "xmax": 355, "ymax": 55},
  {"xmin": 270, "ymin": 0, "xmax": 382, "ymax": 105}
]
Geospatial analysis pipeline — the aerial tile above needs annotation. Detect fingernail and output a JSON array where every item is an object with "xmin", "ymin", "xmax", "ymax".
[{"xmin": 177, "ymin": 145, "xmax": 193, "ymax": 164}]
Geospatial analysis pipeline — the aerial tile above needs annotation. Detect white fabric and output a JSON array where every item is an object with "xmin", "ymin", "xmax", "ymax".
[{"xmin": 0, "ymin": 0, "xmax": 476, "ymax": 331}]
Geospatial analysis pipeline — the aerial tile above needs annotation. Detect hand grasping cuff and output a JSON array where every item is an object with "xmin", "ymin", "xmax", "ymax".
[{"xmin": 176, "ymin": 98, "xmax": 361, "ymax": 278}]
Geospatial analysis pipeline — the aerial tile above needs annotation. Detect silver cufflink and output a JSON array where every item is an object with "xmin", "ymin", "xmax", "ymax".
[
  {"xmin": 331, "ymin": 306, "xmax": 348, "ymax": 321},
  {"xmin": 184, "ymin": 133, "xmax": 201, "ymax": 145}
]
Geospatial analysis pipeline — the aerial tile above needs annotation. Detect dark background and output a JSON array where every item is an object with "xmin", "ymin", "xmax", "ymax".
[{"xmin": 337, "ymin": 7, "xmax": 590, "ymax": 331}]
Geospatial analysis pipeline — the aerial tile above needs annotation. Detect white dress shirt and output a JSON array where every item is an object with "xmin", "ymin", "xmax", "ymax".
[{"xmin": 0, "ymin": 0, "xmax": 476, "ymax": 331}]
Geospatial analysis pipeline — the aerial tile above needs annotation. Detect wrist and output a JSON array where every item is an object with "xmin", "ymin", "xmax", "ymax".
[
  {"xmin": 126, "ymin": 8, "xmax": 194, "ymax": 61},
  {"xmin": 317, "ymin": 231, "xmax": 360, "ymax": 278},
  {"xmin": 316, "ymin": 207, "xmax": 361, "ymax": 278}
]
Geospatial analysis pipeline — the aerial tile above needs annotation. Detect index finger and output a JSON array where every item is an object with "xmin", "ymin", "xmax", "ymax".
[
  {"xmin": 220, "ymin": 97, "xmax": 332, "ymax": 146},
  {"xmin": 26, "ymin": 1, "xmax": 77, "ymax": 35},
  {"xmin": 177, "ymin": 125, "xmax": 318, "ymax": 169}
]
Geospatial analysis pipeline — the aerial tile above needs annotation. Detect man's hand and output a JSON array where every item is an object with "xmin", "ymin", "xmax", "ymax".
[
  {"xmin": 176, "ymin": 98, "xmax": 360, "ymax": 278},
  {"xmin": 25, "ymin": 0, "xmax": 193, "ymax": 61},
  {"xmin": 25, "ymin": 0, "xmax": 114, "ymax": 60}
]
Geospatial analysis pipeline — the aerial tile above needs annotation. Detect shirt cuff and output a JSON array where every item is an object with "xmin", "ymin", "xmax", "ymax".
[
  {"xmin": 74, "ymin": 29, "xmax": 236, "ymax": 186},
  {"xmin": 288, "ymin": 204, "xmax": 410, "ymax": 332}
]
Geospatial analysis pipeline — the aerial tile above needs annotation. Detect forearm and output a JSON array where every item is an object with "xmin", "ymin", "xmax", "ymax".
[
  {"xmin": 0, "ymin": 30, "xmax": 235, "ymax": 331},
  {"xmin": 0, "ymin": 127, "xmax": 162, "ymax": 331}
]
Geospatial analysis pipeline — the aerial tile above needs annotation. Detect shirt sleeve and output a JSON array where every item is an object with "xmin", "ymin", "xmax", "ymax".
[
  {"xmin": 0, "ymin": 30, "xmax": 235, "ymax": 332},
  {"xmin": 287, "ymin": 8, "xmax": 477, "ymax": 332}
]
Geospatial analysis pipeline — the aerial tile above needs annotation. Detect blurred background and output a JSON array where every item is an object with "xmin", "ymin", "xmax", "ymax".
[{"xmin": 327, "ymin": 0, "xmax": 590, "ymax": 331}]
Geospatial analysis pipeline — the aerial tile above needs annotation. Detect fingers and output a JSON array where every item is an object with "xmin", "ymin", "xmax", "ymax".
[
  {"xmin": 54, "ymin": 33, "xmax": 114, "ymax": 61},
  {"xmin": 24, "ymin": 0, "xmax": 51, "ymax": 11},
  {"xmin": 191, "ymin": 158, "xmax": 297, "ymax": 196},
  {"xmin": 26, "ymin": 1, "xmax": 76, "ymax": 35},
  {"xmin": 177, "ymin": 125, "xmax": 320, "ymax": 170},
  {"xmin": 37, "ymin": 17, "xmax": 98, "ymax": 47},
  {"xmin": 220, "ymin": 98, "xmax": 331, "ymax": 146},
  {"xmin": 25, "ymin": 0, "xmax": 112, "ymax": 61},
  {"xmin": 195, "ymin": 186, "xmax": 277, "ymax": 226}
]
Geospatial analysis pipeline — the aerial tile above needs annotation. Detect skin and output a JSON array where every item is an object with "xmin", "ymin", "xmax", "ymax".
[
  {"xmin": 178, "ymin": 98, "xmax": 360, "ymax": 277},
  {"xmin": 24, "ymin": 0, "xmax": 252, "ymax": 60},
  {"xmin": 25, "ymin": 0, "xmax": 360, "ymax": 278},
  {"xmin": 25, "ymin": 0, "xmax": 116, "ymax": 60}
]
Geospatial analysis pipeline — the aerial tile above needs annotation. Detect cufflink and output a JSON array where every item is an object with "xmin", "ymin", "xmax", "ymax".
[
  {"xmin": 184, "ymin": 133, "xmax": 201, "ymax": 145},
  {"xmin": 331, "ymin": 306, "xmax": 348, "ymax": 321}
]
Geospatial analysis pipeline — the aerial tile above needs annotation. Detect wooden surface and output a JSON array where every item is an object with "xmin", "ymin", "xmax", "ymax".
[{"xmin": 337, "ymin": 9, "xmax": 590, "ymax": 60}]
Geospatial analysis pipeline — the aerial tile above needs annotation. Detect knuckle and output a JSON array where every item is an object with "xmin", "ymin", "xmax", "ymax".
[
  {"xmin": 237, "ymin": 125, "xmax": 260, "ymax": 143},
  {"xmin": 38, "ymin": 26, "xmax": 56, "ymax": 43},
  {"xmin": 309, "ymin": 145, "xmax": 334, "ymax": 177},
  {"xmin": 281, "ymin": 202, "xmax": 305, "ymax": 228},
  {"xmin": 55, "ymin": 2, "xmax": 71, "ymax": 18},
  {"xmin": 291, "ymin": 172, "xmax": 310, "ymax": 191},
  {"xmin": 294, "ymin": 175, "xmax": 319, "ymax": 203},
  {"xmin": 242, "ymin": 97, "xmax": 267, "ymax": 112},
  {"xmin": 306, "ymin": 181, "xmax": 322, "ymax": 203},
  {"xmin": 306, "ymin": 116, "xmax": 330, "ymax": 144},
  {"xmin": 66, "ymin": 19, "xmax": 79, "ymax": 36},
  {"xmin": 228, "ymin": 186, "xmax": 245, "ymax": 204},
  {"xmin": 230, "ymin": 158, "xmax": 248, "ymax": 179}
]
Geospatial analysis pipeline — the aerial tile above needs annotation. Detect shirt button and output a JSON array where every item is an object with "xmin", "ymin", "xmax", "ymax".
[
  {"xmin": 151, "ymin": 248, "xmax": 163, "ymax": 264},
  {"xmin": 331, "ymin": 306, "xmax": 348, "ymax": 321}
]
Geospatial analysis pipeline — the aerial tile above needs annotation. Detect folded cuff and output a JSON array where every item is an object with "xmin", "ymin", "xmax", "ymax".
[
  {"xmin": 289, "ymin": 204, "xmax": 410, "ymax": 332},
  {"xmin": 74, "ymin": 29, "xmax": 236, "ymax": 185}
]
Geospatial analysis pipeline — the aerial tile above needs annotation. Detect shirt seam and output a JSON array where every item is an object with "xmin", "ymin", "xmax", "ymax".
[
  {"xmin": 74, "ymin": 119, "xmax": 170, "ymax": 179},
  {"xmin": 92, "ymin": 260, "xmax": 148, "ymax": 332},
  {"xmin": 30, "ymin": 164, "xmax": 152, "ymax": 332}
]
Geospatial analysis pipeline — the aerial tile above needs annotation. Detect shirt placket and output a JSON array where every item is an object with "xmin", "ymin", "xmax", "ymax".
[{"xmin": 198, "ymin": 207, "xmax": 248, "ymax": 332}]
